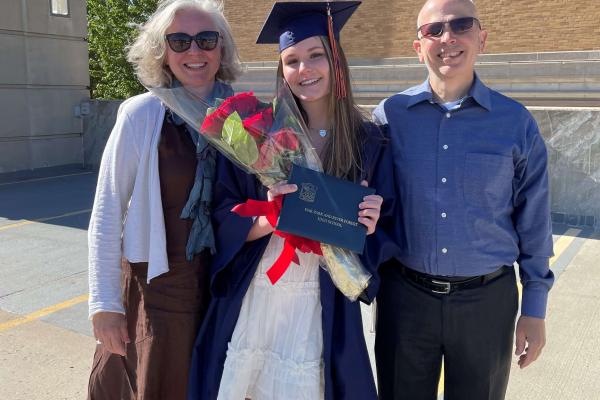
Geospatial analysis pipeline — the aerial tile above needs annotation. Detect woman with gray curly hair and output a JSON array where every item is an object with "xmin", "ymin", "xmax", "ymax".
[{"xmin": 87, "ymin": 1, "xmax": 241, "ymax": 399}]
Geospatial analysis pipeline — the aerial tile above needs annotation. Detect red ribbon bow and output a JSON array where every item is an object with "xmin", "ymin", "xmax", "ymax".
[{"xmin": 232, "ymin": 198, "xmax": 323, "ymax": 284}]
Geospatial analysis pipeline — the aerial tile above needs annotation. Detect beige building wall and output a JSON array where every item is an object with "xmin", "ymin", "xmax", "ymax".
[
  {"xmin": 0, "ymin": 0, "xmax": 89, "ymax": 173},
  {"xmin": 223, "ymin": 0, "xmax": 600, "ymax": 62}
]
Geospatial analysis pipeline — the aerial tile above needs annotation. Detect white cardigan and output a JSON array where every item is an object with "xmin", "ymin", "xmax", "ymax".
[{"xmin": 88, "ymin": 93, "xmax": 169, "ymax": 318}]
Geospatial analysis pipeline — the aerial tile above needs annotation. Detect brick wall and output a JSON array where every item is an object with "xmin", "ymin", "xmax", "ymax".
[{"xmin": 222, "ymin": 0, "xmax": 600, "ymax": 61}]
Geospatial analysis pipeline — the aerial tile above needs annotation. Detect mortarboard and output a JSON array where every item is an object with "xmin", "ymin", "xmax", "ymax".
[
  {"xmin": 256, "ymin": 1, "xmax": 362, "ymax": 99},
  {"xmin": 256, "ymin": 1, "xmax": 361, "ymax": 52}
]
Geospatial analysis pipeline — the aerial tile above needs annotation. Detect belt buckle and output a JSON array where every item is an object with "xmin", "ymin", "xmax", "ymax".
[{"xmin": 431, "ymin": 279, "xmax": 451, "ymax": 294}]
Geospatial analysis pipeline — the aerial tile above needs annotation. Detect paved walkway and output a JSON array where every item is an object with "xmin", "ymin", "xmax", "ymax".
[{"xmin": 0, "ymin": 171, "xmax": 598, "ymax": 399}]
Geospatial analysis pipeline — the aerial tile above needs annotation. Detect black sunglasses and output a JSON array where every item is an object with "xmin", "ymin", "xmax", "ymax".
[
  {"xmin": 417, "ymin": 17, "xmax": 480, "ymax": 38},
  {"xmin": 165, "ymin": 31, "xmax": 221, "ymax": 52}
]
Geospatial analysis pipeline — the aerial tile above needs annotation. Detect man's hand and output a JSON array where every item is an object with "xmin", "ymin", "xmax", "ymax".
[
  {"xmin": 515, "ymin": 315, "xmax": 546, "ymax": 369},
  {"xmin": 92, "ymin": 312, "xmax": 130, "ymax": 356}
]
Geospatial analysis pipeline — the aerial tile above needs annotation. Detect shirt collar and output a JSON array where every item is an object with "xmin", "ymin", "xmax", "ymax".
[
  {"xmin": 468, "ymin": 74, "xmax": 492, "ymax": 111},
  {"xmin": 405, "ymin": 79, "xmax": 434, "ymax": 108},
  {"xmin": 406, "ymin": 73, "xmax": 492, "ymax": 111}
]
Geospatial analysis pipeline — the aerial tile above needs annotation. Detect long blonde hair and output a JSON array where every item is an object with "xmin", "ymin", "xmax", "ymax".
[{"xmin": 277, "ymin": 36, "xmax": 367, "ymax": 182}]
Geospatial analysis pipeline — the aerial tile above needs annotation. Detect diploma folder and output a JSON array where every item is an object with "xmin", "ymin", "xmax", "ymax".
[{"xmin": 277, "ymin": 164, "xmax": 375, "ymax": 254}]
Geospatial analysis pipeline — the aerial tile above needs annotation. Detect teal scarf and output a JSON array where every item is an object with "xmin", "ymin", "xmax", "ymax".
[{"xmin": 168, "ymin": 80, "xmax": 234, "ymax": 260}]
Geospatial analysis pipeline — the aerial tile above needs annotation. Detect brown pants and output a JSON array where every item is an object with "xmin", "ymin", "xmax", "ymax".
[{"xmin": 88, "ymin": 258, "xmax": 209, "ymax": 400}]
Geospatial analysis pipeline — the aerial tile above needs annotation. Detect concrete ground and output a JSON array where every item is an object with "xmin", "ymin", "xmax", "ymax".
[{"xmin": 0, "ymin": 170, "xmax": 598, "ymax": 400}]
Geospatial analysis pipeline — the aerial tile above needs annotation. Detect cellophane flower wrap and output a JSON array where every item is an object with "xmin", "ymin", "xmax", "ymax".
[{"xmin": 148, "ymin": 80, "xmax": 371, "ymax": 301}]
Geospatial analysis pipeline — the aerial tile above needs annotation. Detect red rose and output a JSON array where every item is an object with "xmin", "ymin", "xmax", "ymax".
[
  {"xmin": 271, "ymin": 128, "xmax": 299, "ymax": 152},
  {"xmin": 252, "ymin": 141, "xmax": 276, "ymax": 171},
  {"xmin": 201, "ymin": 92, "xmax": 261, "ymax": 137},
  {"xmin": 201, "ymin": 107, "xmax": 228, "ymax": 137},
  {"xmin": 243, "ymin": 107, "xmax": 274, "ymax": 140},
  {"xmin": 220, "ymin": 92, "xmax": 259, "ymax": 118}
]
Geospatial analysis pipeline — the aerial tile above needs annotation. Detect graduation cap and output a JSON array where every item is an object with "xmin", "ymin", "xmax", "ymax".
[{"xmin": 256, "ymin": 1, "xmax": 362, "ymax": 99}]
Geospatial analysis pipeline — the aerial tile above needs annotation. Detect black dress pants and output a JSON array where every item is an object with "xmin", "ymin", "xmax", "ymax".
[{"xmin": 375, "ymin": 261, "xmax": 518, "ymax": 400}]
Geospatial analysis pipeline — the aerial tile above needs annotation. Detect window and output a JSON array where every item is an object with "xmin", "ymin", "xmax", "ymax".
[{"xmin": 50, "ymin": 0, "xmax": 69, "ymax": 16}]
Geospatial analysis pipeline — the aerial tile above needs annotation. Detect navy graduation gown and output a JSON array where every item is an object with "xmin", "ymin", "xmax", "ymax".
[{"xmin": 187, "ymin": 122, "xmax": 395, "ymax": 400}]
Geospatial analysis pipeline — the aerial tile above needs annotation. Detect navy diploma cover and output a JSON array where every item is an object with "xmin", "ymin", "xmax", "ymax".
[{"xmin": 277, "ymin": 164, "xmax": 375, "ymax": 253}]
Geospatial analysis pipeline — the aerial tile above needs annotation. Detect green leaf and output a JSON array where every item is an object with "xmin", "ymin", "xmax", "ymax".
[
  {"xmin": 222, "ymin": 112, "xmax": 259, "ymax": 165},
  {"xmin": 217, "ymin": 141, "xmax": 236, "ymax": 158}
]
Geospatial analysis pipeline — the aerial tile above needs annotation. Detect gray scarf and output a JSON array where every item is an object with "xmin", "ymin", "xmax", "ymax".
[{"xmin": 168, "ymin": 80, "xmax": 234, "ymax": 261}]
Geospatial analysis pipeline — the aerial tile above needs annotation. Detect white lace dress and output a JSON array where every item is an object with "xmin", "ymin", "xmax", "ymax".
[{"xmin": 217, "ymin": 234, "xmax": 325, "ymax": 400}]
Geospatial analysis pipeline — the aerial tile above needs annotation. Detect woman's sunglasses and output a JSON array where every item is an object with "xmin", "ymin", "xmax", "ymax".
[
  {"xmin": 417, "ymin": 17, "xmax": 480, "ymax": 38},
  {"xmin": 165, "ymin": 31, "xmax": 221, "ymax": 52}
]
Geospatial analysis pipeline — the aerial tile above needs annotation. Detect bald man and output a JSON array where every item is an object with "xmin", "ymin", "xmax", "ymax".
[{"xmin": 372, "ymin": 0, "xmax": 554, "ymax": 399}]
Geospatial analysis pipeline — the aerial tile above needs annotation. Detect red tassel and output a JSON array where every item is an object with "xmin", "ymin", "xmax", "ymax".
[{"xmin": 327, "ymin": 3, "xmax": 348, "ymax": 99}]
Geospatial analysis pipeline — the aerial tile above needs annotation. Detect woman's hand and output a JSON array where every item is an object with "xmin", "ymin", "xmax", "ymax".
[
  {"xmin": 92, "ymin": 311, "xmax": 130, "ymax": 356},
  {"xmin": 358, "ymin": 180, "xmax": 383, "ymax": 235}
]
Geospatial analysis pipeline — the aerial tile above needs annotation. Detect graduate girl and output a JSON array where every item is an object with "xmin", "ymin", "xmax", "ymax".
[{"xmin": 187, "ymin": 2, "xmax": 393, "ymax": 399}]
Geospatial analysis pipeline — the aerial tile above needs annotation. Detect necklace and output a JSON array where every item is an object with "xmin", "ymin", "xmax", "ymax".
[{"xmin": 309, "ymin": 127, "xmax": 328, "ymax": 140}]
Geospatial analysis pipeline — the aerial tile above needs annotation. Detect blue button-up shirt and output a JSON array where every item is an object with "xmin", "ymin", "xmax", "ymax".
[{"xmin": 373, "ymin": 75, "xmax": 554, "ymax": 318}]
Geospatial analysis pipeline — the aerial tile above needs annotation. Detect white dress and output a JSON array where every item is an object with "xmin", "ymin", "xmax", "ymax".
[{"xmin": 217, "ymin": 234, "xmax": 325, "ymax": 400}]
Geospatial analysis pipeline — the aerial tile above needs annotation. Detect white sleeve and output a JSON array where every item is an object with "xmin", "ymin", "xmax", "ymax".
[{"xmin": 87, "ymin": 105, "xmax": 141, "ymax": 318}]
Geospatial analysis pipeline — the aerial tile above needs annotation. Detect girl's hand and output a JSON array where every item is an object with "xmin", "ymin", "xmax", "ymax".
[
  {"xmin": 267, "ymin": 181, "xmax": 298, "ymax": 201},
  {"xmin": 247, "ymin": 181, "xmax": 298, "ymax": 242},
  {"xmin": 358, "ymin": 180, "xmax": 383, "ymax": 235}
]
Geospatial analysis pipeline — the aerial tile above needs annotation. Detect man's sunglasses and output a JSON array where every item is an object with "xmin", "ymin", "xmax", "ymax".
[
  {"xmin": 165, "ymin": 31, "xmax": 221, "ymax": 52},
  {"xmin": 417, "ymin": 17, "xmax": 480, "ymax": 38}
]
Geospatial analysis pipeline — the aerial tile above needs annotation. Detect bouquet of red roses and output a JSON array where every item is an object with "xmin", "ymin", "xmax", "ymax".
[
  {"xmin": 199, "ymin": 91, "xmax": 315, "ymax": 187},
  {"xmin": 147, "ymin": 80, "xmax": 371, "ymax": 301}
]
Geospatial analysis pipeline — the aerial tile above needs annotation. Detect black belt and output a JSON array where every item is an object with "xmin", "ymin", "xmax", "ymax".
[{"xmin": 399, "ymin": 265, "xmax": 512, "ymax": 294}]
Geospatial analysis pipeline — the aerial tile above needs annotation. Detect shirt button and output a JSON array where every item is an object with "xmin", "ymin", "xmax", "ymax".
[
  {"xmin": 445, "ymin": 112, "xmax": 451, "ymax": 118},
  {"xmin": 441, "ymin": 212, "xmax": 447, "ymax": 218},
  {"xmin": 442, "ymin": 248, "xmax": 448, "ymax": 254},
  {"xmin": 441, "ymin": 177, "xmax": 447, "ymax": 183},
  {"xmin": 443, "ymin": 145, "xmax": 448, "ymax": 150}
]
